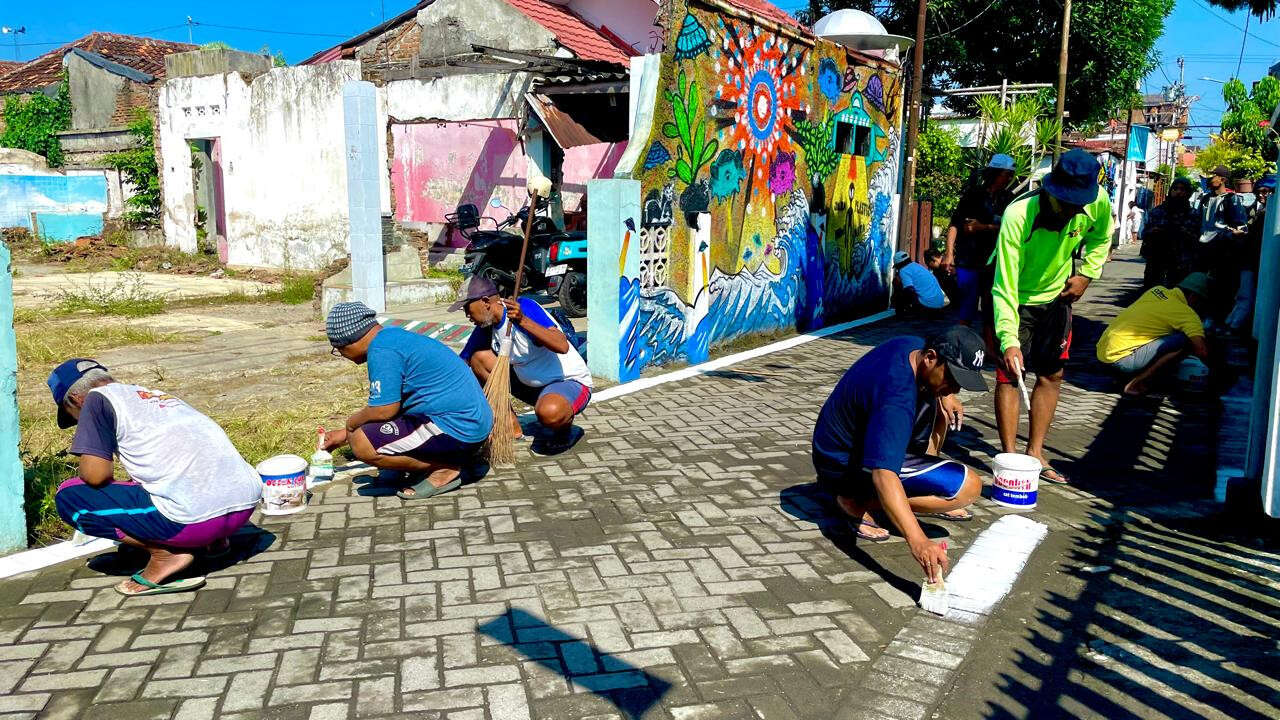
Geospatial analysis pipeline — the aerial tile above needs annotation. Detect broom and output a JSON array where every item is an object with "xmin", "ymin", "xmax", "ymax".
[{"xmin": 484, "ymin": 175, "xmax": 553, "ymax": 465}]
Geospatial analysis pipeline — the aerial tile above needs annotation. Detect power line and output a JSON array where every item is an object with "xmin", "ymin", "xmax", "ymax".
[
  {"xmin": 190, "ymin": 21, "xmax": 347, "ymax": 39},
  {"xmin": 1189, "ymin": 0, "xmax": 1280, "ymax": 49},
  {"xmin": 1234, "ymin": 13, "xmax": 1250, "ymax": 79}
]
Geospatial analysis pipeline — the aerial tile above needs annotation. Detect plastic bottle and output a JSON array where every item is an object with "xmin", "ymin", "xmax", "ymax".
[{"xmin": 308, "ymin": 426, "xmax": 334, "ymax": 488}]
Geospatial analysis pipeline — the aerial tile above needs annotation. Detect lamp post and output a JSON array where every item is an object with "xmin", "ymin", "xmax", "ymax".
[{"xmin": 0, "ymin": 26, "xmax": 25, "ymax": 61}]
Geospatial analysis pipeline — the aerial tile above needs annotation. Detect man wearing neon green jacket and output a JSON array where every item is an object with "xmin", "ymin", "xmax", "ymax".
[{"xmin": 991, "ymin": 149, "xmax": 1113, "ymax": 485}]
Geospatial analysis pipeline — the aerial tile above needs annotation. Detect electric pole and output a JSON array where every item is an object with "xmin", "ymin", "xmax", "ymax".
[
  {"xmin": 0, "ymin": 26, "xmax": 25, "ymax": 61},
  {"xmin": 1053, "ymin": 0, "xmax": 1072, "ymax": 162},
  {"xmin": 186, "ymin": 16, "xmax": 194, "ymax": 45},
  {"xmin": 897, "ymin": 0, "xmax": 927, "ymax": 255}
]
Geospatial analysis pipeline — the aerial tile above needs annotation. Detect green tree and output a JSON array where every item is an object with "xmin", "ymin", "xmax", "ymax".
[
  {"xmin": 1204, "ymin": 0, "xmax": 1275, "ymax": 19},
  {"xmin": 915, "ymin": 124, "xmax": 965, "ymax": 220},
  {"xmin": 104, "ymin": 109, "xmax": 162, "ymax": 228},
  {"xmin": 800, "ymin": 0, "xmax": 1174, "ymax": 126},
  {"xmin": 0, "ymin": 77, "xmax": 72, "ymax": 166},
  {"xmin": 1220, "ymin": 75, "xmax": 1279, "ymax": 162},
  {"xmin": 1195, "ymin": 132, "xmax": 1270, "ymax": 180}
]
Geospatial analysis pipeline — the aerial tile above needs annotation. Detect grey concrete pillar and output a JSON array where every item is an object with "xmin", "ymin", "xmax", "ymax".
[{"xmin": 343, "ymin": 80, "xmax": 386, "ymax": 312}]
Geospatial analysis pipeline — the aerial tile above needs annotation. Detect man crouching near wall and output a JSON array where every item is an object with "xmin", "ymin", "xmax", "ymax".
[
  {"xmin": 49, "ymin": 359, "xmax": 262, "ymax": 596},
  {"xmin": 811, "ymin": 327, "xmax": 988, "ymax": 583}
]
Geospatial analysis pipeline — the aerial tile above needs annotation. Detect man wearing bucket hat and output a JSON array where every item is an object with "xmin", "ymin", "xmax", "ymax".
[
  {"xmin": 1140, "ymin": 176, "xmax": 1198, "ymax": 289},
  {"xmin": 453, "ymin": 275, "xmax": 593, "ymax": 456},
  {"xmin": 943, "ymin": 153, "xmax": 1016, "ymax": 326},
  {"xmin": 46, "ymin": 359, "xmax": 263, "ymax": 596},
  {"xmin": 991, "ymin": 148, "xmax": 1114, "ymax": 486},
  {"xmin": 812, "ymin": 327, "xmax": 988, "ymax": 583},
  {"xmin": 322, "ymin": 302, "xmax": 493, "ymax": 500},
  {"xmin": 1097, "ymin": 273, "xmax": 1212, "ymax": 397}
]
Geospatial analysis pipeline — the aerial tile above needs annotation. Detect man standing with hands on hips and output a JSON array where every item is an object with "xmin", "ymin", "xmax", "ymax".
[{"xmin": 991, "ymin": 149, "xmax": 1113, "ymax": 485}]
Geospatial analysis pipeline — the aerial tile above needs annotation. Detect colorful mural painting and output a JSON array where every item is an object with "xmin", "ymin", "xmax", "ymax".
[
  {"xmin": 610, "ymin": 0, "xmax": 904, "ymax": 381},
  {"xmin": 0, "ymin": 173, "xmax": 108, "ymax": 242}
]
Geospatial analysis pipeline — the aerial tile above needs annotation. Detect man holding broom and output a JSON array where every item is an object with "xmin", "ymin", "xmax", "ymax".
[
  {"xmin": 991, "ymin": 149, "xmax": 1113, "ymax": 485},
  {"xmin": 455, "ymin": 275, "xmax": 593, "ymax": 456},
  {"xmin": 323, "ymin": 301, "xmax": 493, "ymax": 500}
]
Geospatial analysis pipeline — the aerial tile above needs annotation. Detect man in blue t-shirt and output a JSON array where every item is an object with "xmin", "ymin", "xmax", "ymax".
[
  {"xmin": 811, "ymin": 327, "xmax": 988, "ymax": 582},
  {"xmin": 322, "ymin": 302, "xmax": 493, "ymax": 500},
  {"xmin": 892, "ymin": 250, "xmax": 949, "ymax": 314},
  {"xmin": 454, "ymin": 276, "xmax": 593, "ymax": 456}
]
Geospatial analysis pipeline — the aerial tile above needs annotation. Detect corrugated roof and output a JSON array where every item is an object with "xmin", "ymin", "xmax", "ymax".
[
  {"xmin": 527, "ymin": 93, "xmax": 603, "ymax": 148},
  {"xmin": 500, "ymin": 0, "xmax": 634, "ymax": 66},
  {"xmin": 721, "ymin": 0, "xmax": 805, "ymax": 30},
  {"xmin": 0, "ymin": 32, "xmax": 195, "ymax": 93}
]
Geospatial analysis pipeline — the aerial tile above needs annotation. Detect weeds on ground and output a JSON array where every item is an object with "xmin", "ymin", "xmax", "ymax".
[
  {"xmin": 173, "ymin": 273, "xmax": 319, "ymax": 309},
  {"xmin": 53, "ymin": 273, "xmax": 167, "ymax": 317},
  {"xmin": 14, "ymin": 312, "xmax": 181, "ymax": 366},
  {"xmin": 426, "ymin": 267, "xmax": 466, "ymax": 295}
]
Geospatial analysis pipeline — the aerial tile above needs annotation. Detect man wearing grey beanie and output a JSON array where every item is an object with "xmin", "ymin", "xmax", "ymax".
[{"xmin": 321, "ymin": 302, "xmax": 493, "ymax": 500}]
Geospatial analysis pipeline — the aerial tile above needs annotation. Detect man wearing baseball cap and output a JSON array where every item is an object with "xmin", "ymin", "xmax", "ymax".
[
  {"xmin": 47, "ymin": 359, "xmax": 262, "ymax": 596},
  {"xmin": 990, "ymin": 148, "xmax": 1113, "ymax": 485},
  {"xmin": 811, "ymin": 327, "xmax": 988, "ymax": 583},
  {"xmin": 943, "ymin": 153, "xmax": 1016, "ymax": 326},
  {"xmin": 322, "ymin": 301, "xmax": 492, "ymax": 500},
  {"xmin": 453, "ymin": 276, "xmax": 593, "ymax": 456}
]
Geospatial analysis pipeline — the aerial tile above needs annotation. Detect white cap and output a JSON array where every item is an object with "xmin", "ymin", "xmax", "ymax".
[{"xmin": 988, "ymin": 154, "xmax": 1016, "ymax": 171}]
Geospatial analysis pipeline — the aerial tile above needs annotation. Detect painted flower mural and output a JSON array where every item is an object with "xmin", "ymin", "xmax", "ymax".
[
  {"xmin": 769, "ymin": 151, "xmax": 796, "ymax": 196},
  {"xmin": 713, "ymin": 19, "xmax": 807, "ymax": 207},
  {"xmin": 709, "ymin": 148, "xmax": 747, "ymax": 202},
  {"xmin": 818, "ymin": 57, "xmax": 841, "ymax": 103}
]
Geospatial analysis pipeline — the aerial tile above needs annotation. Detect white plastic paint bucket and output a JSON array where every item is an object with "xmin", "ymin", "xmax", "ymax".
[
  {"xmin": 257, "ymin": 454, "xmax": 308, "ymax": 515},
  {"xmin": 991, "ymin": 453, "xmax": 1041, "ymax": 510}
]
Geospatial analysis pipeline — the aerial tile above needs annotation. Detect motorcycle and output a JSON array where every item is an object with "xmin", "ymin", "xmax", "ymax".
[{"xmin": 448, "ymin": 197, "xmax": 588, "ymax": 317}]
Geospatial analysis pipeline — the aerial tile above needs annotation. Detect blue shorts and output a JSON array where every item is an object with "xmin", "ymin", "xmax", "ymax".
[
  {"xmin": 512, "ymin": 378, "xmax": 592, "ymax": 416},
  {"xmin": 55, "ymin": 478, "xmax": 253, "ymax": 548},
  {"xmin": 360, "ymin": 416, "xmax": 484, "ymax": 464},
  {"xmin": 1110, "ymin": 333, "xmax": 1188, "ymax": 374},
  {"xmin": 815, "ymin": 453, "xmax": 969, "ymax": 503}
]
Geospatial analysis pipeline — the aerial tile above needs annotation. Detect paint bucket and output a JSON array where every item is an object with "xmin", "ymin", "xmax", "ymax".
[
  {"xmin": 991, "ymin": 453, "xmax": 1041, "ymax": 511},
  {"xmin": 1176, "ymin": 357, "xmax": 1210, "ymax": 393},
  {"xmin": 257, "ymin": 454, "xmax": 308, "ymax": 515}
]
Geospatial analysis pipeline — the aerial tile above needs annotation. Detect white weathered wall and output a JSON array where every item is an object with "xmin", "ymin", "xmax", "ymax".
[{"xmin": 158, "ymin": 61, "xmax": 360, "ymax": 269}]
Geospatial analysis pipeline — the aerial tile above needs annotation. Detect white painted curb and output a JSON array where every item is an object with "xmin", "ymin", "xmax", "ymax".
[{"xmin": 0, "ymin": 310, "xmax": 895, "ymax": 579}]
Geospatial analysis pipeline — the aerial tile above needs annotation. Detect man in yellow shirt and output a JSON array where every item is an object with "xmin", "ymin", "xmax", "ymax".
[{"xmin": 1097, "ymin": 272, "xmax": 1210, "ymax": 397}]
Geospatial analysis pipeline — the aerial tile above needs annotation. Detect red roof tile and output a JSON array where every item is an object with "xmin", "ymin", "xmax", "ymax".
[
  {"xmin": 0, "ymin": 32, "xmax": 196, "ymax": 93},
  {"xmin": 721, "ymin": 0, "xmax": 805, "ymax": 30},
  {"xmin": 500, "ymin": 0, "xmax": 635, "ymax": 65}
]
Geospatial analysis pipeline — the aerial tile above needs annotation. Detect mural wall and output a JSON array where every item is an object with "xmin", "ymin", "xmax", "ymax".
[
  {"xmin": 612, "ymin": 0, "xmax": 904, "ymax": 381},
  {"xmin": 0, "ymin": 173, "xmax": 108, "ymax": 242}
]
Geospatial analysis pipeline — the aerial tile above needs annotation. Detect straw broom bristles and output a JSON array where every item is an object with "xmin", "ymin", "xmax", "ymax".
[
  {"xmin": 484, "ymin": 334, "xmax": 516, "ymax": 465},
  {"xmin": 483, "ymin": 180, "xmax": 546, "ymax": 465}
]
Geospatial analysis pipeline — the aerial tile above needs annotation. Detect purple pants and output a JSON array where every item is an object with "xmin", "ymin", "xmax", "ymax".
[{"xmin": 55, "ymin": 478, "xmax": 253, "ymax": 548}]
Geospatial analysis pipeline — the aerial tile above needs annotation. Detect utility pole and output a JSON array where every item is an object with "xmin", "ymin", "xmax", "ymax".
[
  {"xmin": 897, "ymin": 0, "xmax": 927, "ymax": 255},
  {"xmin": 186, "ymin": 16, "xmax": 194, "ymax": 45},
  {"xmin": 1115, "ymin": 100, "xmax": 1136, "ymax": 243},
  {"xmin": 1053, "ymin": 0, "xmax": 1071, "ymax": 162}
]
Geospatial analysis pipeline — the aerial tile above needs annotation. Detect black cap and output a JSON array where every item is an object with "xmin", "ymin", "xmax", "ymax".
[{"xmin": 927, "ymin": 327, "xmax": 989, "ymax": 392}]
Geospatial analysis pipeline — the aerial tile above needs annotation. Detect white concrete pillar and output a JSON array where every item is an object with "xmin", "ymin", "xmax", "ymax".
[{"xmin": 343, "ymin": 80, "xmax": 385, "ymax": 312}]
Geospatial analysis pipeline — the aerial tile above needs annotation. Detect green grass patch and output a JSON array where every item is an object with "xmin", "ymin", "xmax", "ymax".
[
  {"xmin": 171, "ymin": 273, "xmax": 319, "ymax": 309},
  {"xmin": 426, "ymin": 267, "xmax": 466, "ymax": 295},
  {"xmin": 16, "ymin": 320, "xmax": 180, "ymax": 367},
  {"xmin": 52, "ymin": 272, "xmax": 168, "ymax": 317}
]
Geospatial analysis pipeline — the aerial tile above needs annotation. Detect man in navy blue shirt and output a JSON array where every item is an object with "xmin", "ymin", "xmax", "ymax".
[
  {"xmin": 812, "ymin": 327, "xmax": 988, "ymax": 582},
  {"xmin": 322, "ymin": 302, "xmax": 493, "ymax": 500}
]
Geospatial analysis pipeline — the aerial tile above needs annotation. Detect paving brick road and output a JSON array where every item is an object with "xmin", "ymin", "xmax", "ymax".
[{"xmin": 1, "ymin": 248, "xmax": 1275, "ymax": 720}]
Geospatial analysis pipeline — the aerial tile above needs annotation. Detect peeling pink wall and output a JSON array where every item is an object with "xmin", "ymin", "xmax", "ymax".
[
  {"xmin": 390, "ymin": 120, "xmax": 530, "ymax": 240},
  {"xmin": 560, "ymin": 141, "xmax": 628, "ymax": 213}
]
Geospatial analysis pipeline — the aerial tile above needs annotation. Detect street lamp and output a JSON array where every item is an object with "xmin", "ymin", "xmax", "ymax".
[
  {"xmin": 0, "ymin": 26, "xmax": 24, "ymax": 61},
  {"xmin": 1200, "ymin": 76, "xmax": 1227, "ymax": 84}
]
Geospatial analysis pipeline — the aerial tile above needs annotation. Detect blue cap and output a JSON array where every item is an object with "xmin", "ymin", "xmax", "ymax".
[
  {"xmin": 47, "ymin": 358, "xmax": 108, "ymax": 428},
  {"xmin": 1257, "ymin": 173, "xmax": 1276, "ymax": 190},
  {"xmin": 1043, "ymin": 149, "xmax": 1102, "ymax": 207}
]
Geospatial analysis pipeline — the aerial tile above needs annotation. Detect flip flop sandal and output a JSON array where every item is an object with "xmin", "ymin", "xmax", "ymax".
[
  {"xmin": 116, "ymin": 573, "xmax": 206, "ymax": 597},
  {"xmin": 396, "ymin": 476, "xmax": 462, "ymax": 501},
  {"xmin": 919, "ymin": 510, "xmax": 974, "ymax": 522},
  {"xmin": 1039, "ymin": 467, "xmax": 1070, "ymax": 485},
  {"xmin": 845, "ymin": 517, "xmax": 891, "ymax": 542}
]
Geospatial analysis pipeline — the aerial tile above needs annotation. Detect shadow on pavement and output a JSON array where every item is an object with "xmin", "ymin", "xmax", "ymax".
[
  {"xmin": 476, "ymin": 608, "xmax": 672, "ymax": 719},
  {"xmin": 85, "ymin": 524, "xmax": 277, "ymax": 578}
]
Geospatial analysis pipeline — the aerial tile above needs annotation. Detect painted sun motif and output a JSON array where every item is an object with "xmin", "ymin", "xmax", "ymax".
[{"xmin": 713, "ymin": 20, "xmax": 807, "ymax": 208}]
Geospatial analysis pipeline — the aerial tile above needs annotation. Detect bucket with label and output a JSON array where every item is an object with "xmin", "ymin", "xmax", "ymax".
[
  {"xmin": 257, "ymin": 454, "xmax": 308, "ymax": 515},
  {"xmin": 991, "ymin": 452, "xmax": 1041, "ymax": 510}
]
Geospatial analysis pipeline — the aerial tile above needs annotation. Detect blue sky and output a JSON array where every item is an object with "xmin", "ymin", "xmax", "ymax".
[{"xmin": 1, "ymin": 0, "xmax": 1274, "ymax": 143}]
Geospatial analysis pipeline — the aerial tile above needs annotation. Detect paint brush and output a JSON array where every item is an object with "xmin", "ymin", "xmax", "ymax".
[
  {"xmin": 919, "ymin": 541, "xmax": 949, "ymax": 616},
  {"xmin": 1013, "ymin": 358, "xmax": 1032, "ymax": 410}
]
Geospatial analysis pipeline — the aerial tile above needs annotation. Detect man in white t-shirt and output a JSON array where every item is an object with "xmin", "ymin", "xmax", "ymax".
[
  {"xmin": 454, "ymin": 276, "xmax": 593, "ymax": 455},
  {"xmin": 1127, "ymin": 201, "xmax": 1145, "ymax": 245},
  {"xmin": 48, "ymin": 359, "xmax": 262, "ymax": 597}
]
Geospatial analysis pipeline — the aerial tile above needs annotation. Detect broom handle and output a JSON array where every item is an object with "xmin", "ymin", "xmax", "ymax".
[{"xmin": 506, "ymin": 190, "xmax": 540, "ymax": 339}]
